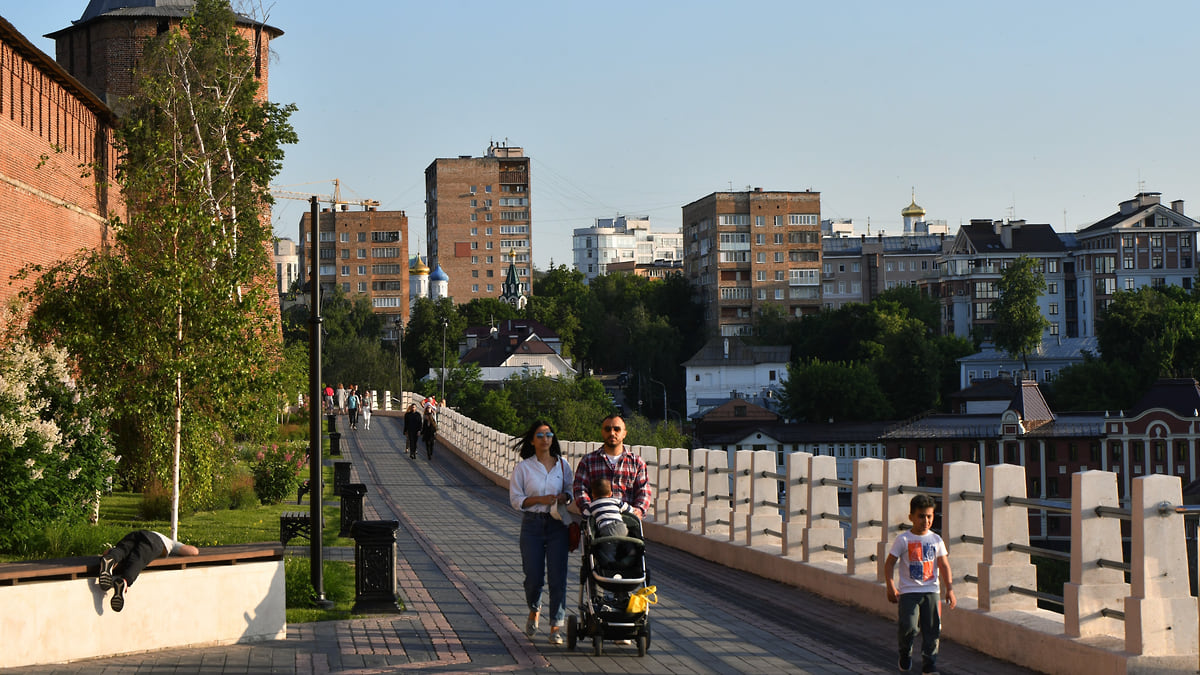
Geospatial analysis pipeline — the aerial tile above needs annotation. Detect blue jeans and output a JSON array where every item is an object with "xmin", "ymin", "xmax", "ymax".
[
  {"xmin": 520, "ymin": 512, "xmax": 569, "ymax": 626},
  {"xmin": 898, "ymin": 592, "xmax": 940, "ymax": 670}
]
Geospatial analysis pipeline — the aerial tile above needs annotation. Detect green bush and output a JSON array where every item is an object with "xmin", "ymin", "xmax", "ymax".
[
  {"xmin": 139, "ymin": 481, "xmax": 172, "ymax": 521},
  {"xmin": 252, "ymin": 443, "xmax": 305, "ymax": 505}
]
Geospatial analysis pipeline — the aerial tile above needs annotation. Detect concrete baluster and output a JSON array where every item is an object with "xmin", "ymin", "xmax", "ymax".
[
  {"xmin": 383, "ymin": 390, "xmax": 391, "ymax": 411},
  {"xmin": 703, "ymin": 449, "xmax": 732, "ymax": 540},
  {"xmin": 1124, "ymin": 474, "xmax": 1197, "ymax": 657},
  {"xmin": 687, "ymin": 449, "xmax": 709, "ymax": 533},
  {"xmin": 1063, "ymin": 470, "xmax": 1127, "ymax": 638},
  {"xmin": 942, "ymin": 461, "xmax": 983, "ymax": 603},
  {"xmin": 977, "ymin": 463, "xmax": 1037, "ymax": 612},
  {"xmin": 782, "ymin": 451, "xmax": 812, "ymax": 559},
  {"xmin": 730, "ymin": 450, "xmax": 753, "ymax": 543},
  {"xmin": 804, "ymin": 455, "xmax": 843, "ymax": 565},
  {"xmin": 664, "ymin": 448, "xmax": 691, "ymax": 528},
  {"xmin": 847, "ymin": 457, "xmax": 883, "ymax": 576},
  {"xmin": 746, "ymin": 450, "xmax": 783, "ymax": 551},
  {"xmin": 877, "ymin": 458, "xmax": 916, "ymax": 581}
]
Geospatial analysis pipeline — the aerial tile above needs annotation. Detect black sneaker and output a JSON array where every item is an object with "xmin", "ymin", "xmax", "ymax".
[
  {"xmin": 111, "ymin": 578, "xmax": 127, "ymax": 612},
  {"xmin": 921, "ymin": 663, "xmax": 938, "ymax": 674},
  {"xmin": 98, "ymin": 555, "xmax": 116, "ymax": 590},
  {"xmin": 898, "ymin": 654, "xmax": 912, "ymax": 671}
]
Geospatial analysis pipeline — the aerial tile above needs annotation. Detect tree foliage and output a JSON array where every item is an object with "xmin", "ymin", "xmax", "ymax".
[
  {"xmin": 991, "ymin": 256, "xmax": 1049, "ymax": 370},
  {"xmin": 781, "ymin": 360, "xmax": 892, "ymax": 422},
  {"xmin": 1097, "ymin": 286, "xmax": 1200, "ymax": 380},
  {"xmin": 21, "ymin": 0, "xmax": 296, "ymax": 527}
]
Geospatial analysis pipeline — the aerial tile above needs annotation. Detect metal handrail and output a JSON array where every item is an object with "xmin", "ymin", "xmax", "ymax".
[{"xmin": 1005, "ymin": 495, "xmax": 1072, "ymax": 515}]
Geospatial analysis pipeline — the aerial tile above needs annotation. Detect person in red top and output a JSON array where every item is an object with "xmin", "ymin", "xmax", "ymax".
[
  {"xmin": 323, "ymin": 384, "xmax": 334, "ymax": 414},
  {"xmin": 572, "ymin": 414, "xmax": 651, "ymax": 518}
]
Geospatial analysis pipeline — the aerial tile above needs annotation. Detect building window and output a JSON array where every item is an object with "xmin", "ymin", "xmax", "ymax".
[
  {"xmin": 756, "ymin": 270, "xmax": 766, "ymax": 282},
  {"xmin": 340, "ymin": 265, "xmax": 349, "ymax": 276},
  {"xmin": 1049, "ymin": 323, "xmax": 1059, "ymax": 335},
  {"xmin": 340, "ymin": 233, "xmax": 349, "ymax": 243},
  {"xmin": 756, "ymin": 252, "xmax": 766, "ymax": 263},
  {"xmin": 1125, "ymin": 278, "xmax": 1135, "ymax": 290},
  {"xmin": 471, "ymin": 284, "xmax": 479, "ymax": 292},
  {"xmin": 1047, "ymin": 282, "xmax": 1058, "ymax": 294},
  {"xmin": 774, "ymin": 215, "xmax": 784, "ymax": 227},
  {"xmin": 775, "ymin": 271, "xmax": 785, "ymax": 281},
  {"xmin": 1123, "ymin": 255, "xmax": 1135, "ymax": 269},
  {"xmin": 757, "ymin": 289, "xmax": 766, "ymax": 300},
  {"xmin": 774, "ymin": 233, "xmax": 784, "ymax": 244},
  {"xmin": 357, "ymin": 265, "xmax": 366, "ymax": 275},
  {"xmin": 1152, "ymin": 254, "xmax": 1163, "ymax": 269},
  {"xmin": 774, "ymin": 252, "xmax": 784, "ymax": 262},
  {"xmin": 1048, "ymin": 303, "xmax": 1058, "ymax": 315},
  {"xmin": 774, "ymin": 289, "xmax": 783, "ymax": 300},
  {"xmin": 755, "ymin": 215, "xmax": 764, "ymax": 227},
  {"xmin": 341, "ymin": 282, "xmax": 350, "ymax": 292},
  {"xmin": 357, "ymin": 282, "xmax": 366, "ymax": 292},
  {"xmin": 755, "ymin": 234, "xmax": 765, "ymax": 245},
  {"xmin": 341, "ymin": 249, "xmax": 349, "ymax": 259}
]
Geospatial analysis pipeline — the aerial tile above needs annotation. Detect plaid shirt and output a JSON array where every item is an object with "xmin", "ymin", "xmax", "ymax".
[{"xmin": 573, "ymin": 447, "xmax": 651, "ymax": 516}]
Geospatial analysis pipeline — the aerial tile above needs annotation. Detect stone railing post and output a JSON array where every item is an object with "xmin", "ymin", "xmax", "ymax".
[
  {"xmin": 848, "ymin": 457, "xmax": 883, "ymax": 576},
  {"xmin": 805, "ymin": 455, "xmax": 843, "ymax": 565},
  {"xmin": 688, "ymin": 448, "xmax": 710, "ymax": 533},
  {"xmin": 663, "ymin": 447, "xmax": 691, "ymax": 528},
  {"xmin": 977, "ymin": 463, "xmax": 1037, "ymax": 612},
  {"xmin": 703, "ymin": 449, "xmax": 732, "ymax": 539},
  {"xmin": 878, "ymin": 458, "xmax": 916, "ymax": 581},
  {"xmin": 383, "ymin": 390, "xmax": 391, "ymax": 411},
  {"xmin": 942, "ymin": 461, "xmax": 983, "ymax": 601},
  {"xmin": 1124, "ymin": 474, "xmax": 1197, "ymax": 656},
  {"xmin": 730, "ymin": 450, "xmax": 753, "ymax": 543},
  {"xmin": 640, "ymin": 445, "xmax": 663, "ymax": 520},
  {"xmin": 1064, "ymin": 470, "xmax": 1127, "ymax": 638},
  {"xmin": 746, "ymin": 450, "xmax": 783, "ymax": 550},
  {"xmin": 782, "ymin": 451, "xmax": 812, "ymax": 559}
]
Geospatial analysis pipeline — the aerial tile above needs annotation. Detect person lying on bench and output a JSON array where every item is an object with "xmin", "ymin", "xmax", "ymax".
[{"xmin": 98, "ymin": 530, "xmax": 199, "ymax": 612}]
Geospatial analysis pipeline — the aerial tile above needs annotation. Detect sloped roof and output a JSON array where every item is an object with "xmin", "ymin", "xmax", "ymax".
[
  {"xmin": 950, "ymin": 377, "xmax": 1018, "ymax": 402},
  {"xmin": 1010, "ymin": 380, "xmax": 1055, "ymax": 425},
  {"xmin": 696, "ymin": 399, "xmax": 780, "ymax": 424},
  {"xmin": 957, "ymin": 221, "xmax": 1067, "ymax": 254},
  {"xmin": 463, "ymin": 319, "xmax": 560, "ymax": 342},
  {"xmin": 1132, "ymin": 378, "xmax": 1200, "ymax": 417},
  {"xmin": 50, "ymin": 0, "xmax": 282, "ymax": 36},
  {"xmin": 958, "ymin": 336, "xmax": 1099, "ymax": 363},
  {"xmin": 683, "ymin": 336, "xmax": 789, "ymax": 367},
  {"xmin": 0, "ymin": 17, "xmax": 114, "ymax": 124}
]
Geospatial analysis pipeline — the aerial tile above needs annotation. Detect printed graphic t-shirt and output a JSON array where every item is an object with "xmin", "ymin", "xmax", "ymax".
[{"xmin": 888, "ymin": 530, "xmax": 948, "ymax": 595}]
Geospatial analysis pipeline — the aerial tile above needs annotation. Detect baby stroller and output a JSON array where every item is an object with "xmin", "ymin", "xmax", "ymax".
[{"xmin": 565, "ymin": 512, "xmax": 652, "ymax": 656}]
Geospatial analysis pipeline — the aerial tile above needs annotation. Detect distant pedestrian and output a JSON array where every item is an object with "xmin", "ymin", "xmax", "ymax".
[
  {"xmin": 336, "ymin": 383, "xmax": 347, "ymax": 415},
  {"xmin": 97, "ymin": 530, "xmax": 199, "ymax": 612},
  {"xmin": 323, "ymin": 384, "xmax": 334, "ymax": 414},
  {"xmin": 347, "ymin": 388, "xmax": 360, "ymax": 430},
  {"xmin": 422, "ymin": 406, "xmax": 438, "ymax": 459},
  {"xmin": 884, "ymin": 494, "xmax": 956, "ymax": 673},
  {"xmin": 361, "ymin": 391, "xmax": 372, "ymax": 430},
  {"xmin": 403, "ymin": 404, "xmax": 423, "ymax": 459}
]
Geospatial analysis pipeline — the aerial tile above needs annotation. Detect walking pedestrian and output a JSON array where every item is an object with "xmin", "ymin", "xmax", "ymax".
[
  {"xmin": 361, "ymin": 391, "xmax": 372, "ymax": 430},
  {"xmin": 884, "ymin": 494, "xmax": 956, "ymax": 673},
  {"xmin": 347, "ymin": 387, "xmax": 360, "ymax": 430},
  {"xmin": 509, "ymin": 420, "xmax": 572, "ymax": 646},
  {"xmin": 403, "ymin": 404, "xmax": 423, "ymax": 459},
  {"xmin": 336, "ymin": 383, "xmax": 346, "ymax": 416},
  {"xmin": 422, "ymin": 406, "xmax": 438, "ymax": 459}
]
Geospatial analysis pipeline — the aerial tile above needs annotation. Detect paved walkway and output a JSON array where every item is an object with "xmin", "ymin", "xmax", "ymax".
[{"xmin": 8, "ymin": 414, "xmax": 1039, "ymax": 674}]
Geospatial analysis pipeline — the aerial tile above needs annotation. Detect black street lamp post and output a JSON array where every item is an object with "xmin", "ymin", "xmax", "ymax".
[
  {"xmin": 392, "ymin": 316, "xmax": 404, "ymax": 407},
  {"xmin": 440, "ymin": 318, "xmax": 449, "ymax": 413}
]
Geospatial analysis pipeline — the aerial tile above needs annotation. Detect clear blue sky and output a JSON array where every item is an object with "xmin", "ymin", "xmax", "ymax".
[{"xmin": 9, "ymin": 1, "xmax": 1200, "ymax": 269}]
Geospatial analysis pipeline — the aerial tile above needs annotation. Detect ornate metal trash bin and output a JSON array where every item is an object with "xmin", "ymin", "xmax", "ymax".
[
  {"xmin": 349, "ymin": 519, "xmax": 401, "ymax": 613},
  {"xmin": 333, "ymin": 461, "xmax": 352, "ymax": 497},
  {"xmin": 329, "ymin": 431, "xmax": 342, "ymax": 457},
  {"xmin": 340, "ymin": 483, "xmax": 368, "ymax": 537},
  {"xmin": 326, "ymin": 413, "xmax": 336, "ymax": 433}
]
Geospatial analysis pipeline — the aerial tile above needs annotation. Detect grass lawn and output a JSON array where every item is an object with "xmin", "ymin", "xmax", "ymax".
[{"xmin": 0, "ymin": 461, "xmax": 401, "ymax": 621}]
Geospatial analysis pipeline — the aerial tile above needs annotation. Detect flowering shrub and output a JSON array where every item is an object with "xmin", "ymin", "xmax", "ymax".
[
  {"xmin": 0, "ymin": 322, "xmax": 117, "ymax": 552},
  {"xmin": 251, "ymin": 442, "xmax": 306, "ymax": 505}
]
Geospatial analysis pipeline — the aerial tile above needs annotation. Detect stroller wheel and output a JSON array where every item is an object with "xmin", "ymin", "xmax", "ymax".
[
  {"xmin": 592, "ymin": 634, "xmax": 602, "ymax": 656},
  {"xmin": 566, "ymin": 615, "xmax": 577, "ymax": 651},
  {"xmin": 637, "ymin": 632, "xmax": 647, "ymax": 657}
]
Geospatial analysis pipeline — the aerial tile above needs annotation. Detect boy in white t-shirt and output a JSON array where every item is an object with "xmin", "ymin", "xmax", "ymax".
[{"xmin": 884, "ymin": 494, "xmax": 956, "ymax": 674}]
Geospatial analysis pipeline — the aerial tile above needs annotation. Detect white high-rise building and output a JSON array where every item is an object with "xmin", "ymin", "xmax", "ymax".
[{"xmin": 572, "ymin": 215, "xmax": 683, "ymax": 283}]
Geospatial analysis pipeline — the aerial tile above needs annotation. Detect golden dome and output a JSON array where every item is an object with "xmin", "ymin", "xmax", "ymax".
[
  {"xmin": 410, "ymin": 256, "xmax": 430, "ymax": 275},
  {"xmin": 901, "ymin": 197, "xmax": 926, "ymax": 218}
]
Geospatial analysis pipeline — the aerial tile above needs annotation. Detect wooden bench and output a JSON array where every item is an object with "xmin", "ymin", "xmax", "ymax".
[
  {"xmin": 0, "ymin": 543, "xmax": 285, "ymax": 668},
  {"xmin": 280, "ymin": 511, "xmax": 312, "ymax": 546}
]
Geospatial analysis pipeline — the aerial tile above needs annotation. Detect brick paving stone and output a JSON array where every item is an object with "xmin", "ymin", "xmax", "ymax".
[{"xmin": 1, "ymin": 413, "xmax": 1040, "ymax": 674}]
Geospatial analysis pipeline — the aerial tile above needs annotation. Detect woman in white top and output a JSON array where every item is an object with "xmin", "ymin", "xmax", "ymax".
[{"xmin": 509, "ymin": 420, "xmax": 572, "ymax": 646}]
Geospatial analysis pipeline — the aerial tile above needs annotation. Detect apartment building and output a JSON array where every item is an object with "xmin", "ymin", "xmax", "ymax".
[
  {"xmin": 572, "ymin": 215, "xmax": 683, "ymax": 283},
  {"xmin": 1069, "ymin": 192, "xmax": 1197, "ymax": 338},
  {"xmin": 297, "ymin": 207, "xmax": 410, "ymax": 323},
  {"xmin": 273, "ymin": 238, "xmax": 299, "ymax": 295},
  {"xmin": 425, "ymin": 142, "xmax": 532, "ymax": 302},
  {"xmin": 683, "ymin": 189, "xmax": 822, "ymax": 336},
  {"xmin": 821, "ymin": 234, "xmax": 949, "ymax": 309}
]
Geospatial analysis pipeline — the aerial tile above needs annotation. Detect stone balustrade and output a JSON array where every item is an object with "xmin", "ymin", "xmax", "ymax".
[{"xmin": 430, "ymin": 404, "xmax": 1197, "ymax": 674}]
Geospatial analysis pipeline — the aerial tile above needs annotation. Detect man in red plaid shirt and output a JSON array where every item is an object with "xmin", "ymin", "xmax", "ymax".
[{"xmin": 572, "ymin": 414, "xmax": 651, "ymax": 517}]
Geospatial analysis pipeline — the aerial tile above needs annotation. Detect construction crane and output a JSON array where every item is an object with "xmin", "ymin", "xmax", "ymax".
[{"xmin": 269, "ymin": 178, "xmax": 380, "ymax": 209}]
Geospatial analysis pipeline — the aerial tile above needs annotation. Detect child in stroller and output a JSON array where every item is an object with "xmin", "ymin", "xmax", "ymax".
[{"xmin": 566, "ymin": 478, "xmax": 652, "ymax": 656}]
